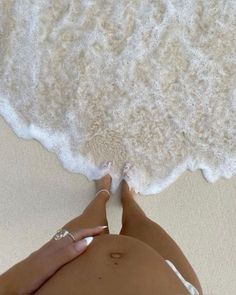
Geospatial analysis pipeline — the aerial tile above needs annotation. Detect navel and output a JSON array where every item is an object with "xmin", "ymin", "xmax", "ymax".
[{"xmin": 110, "ymin": 252, "xmax": 123, "ymax": 259}]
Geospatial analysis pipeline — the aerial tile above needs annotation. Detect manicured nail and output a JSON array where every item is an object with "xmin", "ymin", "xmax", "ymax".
[
  {"xmin": 75, "ymin": 236, "xmax": 93, "ymax": 250},
  {"xmin": 84, "ymin": 236, "xmax": 94, "ymax": 246},
  {"xmin": 98, "ymin": 225, "xmax": 108, "ymax": 229}
]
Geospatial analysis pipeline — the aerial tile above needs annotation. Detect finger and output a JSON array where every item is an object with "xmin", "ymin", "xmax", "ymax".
[
  {"xmin": 38, "ymin": 225, "xmax": 107, "ymax": 256},
  {"xmin": 1, "ymin": 236, "xmax": 94, "ymax": 294},
  {"xmin": 71, "ymin": 226, "xmax": 108, "ymax": 241},
  {"xmin": 44, "ymin": 237, "xmax": 94, "ymax": 277},
  {"xmin": 29, "ymin": 237, "xmax": 94, "ymax": 292}
]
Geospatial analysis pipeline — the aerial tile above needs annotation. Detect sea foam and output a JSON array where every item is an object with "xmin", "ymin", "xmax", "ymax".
[{"xmin": 0, "ymin": 0, "xmax": 235, "ymax": 195}]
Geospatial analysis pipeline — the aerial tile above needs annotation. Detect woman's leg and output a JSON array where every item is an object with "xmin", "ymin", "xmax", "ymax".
[
  {"xmin": 63, "ymin": 172, "xmax": 112, "ymax": 235},
  {"xmin": 119, "ymin": 179, "xmax": 203, "ymax": 295}
]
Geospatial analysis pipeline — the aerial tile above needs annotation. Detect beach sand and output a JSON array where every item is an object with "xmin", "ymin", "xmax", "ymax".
[{"xmin": 0, "ymin": 115, "xmax": 235, "ymax": 294}]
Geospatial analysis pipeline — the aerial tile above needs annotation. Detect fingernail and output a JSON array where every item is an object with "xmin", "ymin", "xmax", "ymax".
[
  {"xmin": 84, "ymin": 236, "xmax": 94, "ymax": 246},
  {"xmin": 98, "ymin": 225, "xmax": 108, "ymax": 229},
  {"xmin": 75, "ymin": 236, "xmax": 94, "ymax": 250}
]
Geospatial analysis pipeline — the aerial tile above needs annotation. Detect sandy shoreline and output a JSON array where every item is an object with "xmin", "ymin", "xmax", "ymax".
[{"xmin": 0, "ymin": 116, "xmax": 235, "ymax": 294}]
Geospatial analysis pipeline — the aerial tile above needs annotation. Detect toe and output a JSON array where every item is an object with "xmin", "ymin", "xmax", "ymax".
[
  {"xmin": 123, "ymin": 162, "xmax": 133, "ymax": 177},
  {"xmin": 101, "ymin": 160, "xmax": 112, "ymax": 171}
]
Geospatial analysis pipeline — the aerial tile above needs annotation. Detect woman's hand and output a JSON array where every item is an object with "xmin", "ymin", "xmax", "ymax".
[{"xmin": 0, "ymin": 225, "xmax": 107, "ymax": 294}]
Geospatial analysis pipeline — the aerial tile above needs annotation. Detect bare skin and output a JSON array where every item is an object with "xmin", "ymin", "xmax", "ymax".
[
  {"xmin": 0, "ymin": 162, "xmax": 203, "ymax": 294},
  {"xmin": 35, "ymin": 234, "xmax": 191, "ymax": 295},
  {"xmin": 35, "ymin": 163, "xmax": 203, "ymax": 294}
]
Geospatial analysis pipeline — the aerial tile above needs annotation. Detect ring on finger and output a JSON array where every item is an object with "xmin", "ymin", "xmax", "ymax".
[{"xmin": 53, "ymin": 228, "xmax": 76, "ymax": 242}]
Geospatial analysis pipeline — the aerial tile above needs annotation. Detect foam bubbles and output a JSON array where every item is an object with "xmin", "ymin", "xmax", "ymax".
[{"xmin": 0, "ymin": 1, "xmax": 236, "ymax": 195}]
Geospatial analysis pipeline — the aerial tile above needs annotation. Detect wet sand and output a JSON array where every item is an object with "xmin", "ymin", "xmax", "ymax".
[{"xmin": 0, "ymin": 116, "xmax": 235, "ymax": 295}]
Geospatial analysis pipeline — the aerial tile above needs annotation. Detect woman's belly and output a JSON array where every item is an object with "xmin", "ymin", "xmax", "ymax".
[{"xmin": 35, "ymin": 234, "xmax": 189, "ymax": 295}]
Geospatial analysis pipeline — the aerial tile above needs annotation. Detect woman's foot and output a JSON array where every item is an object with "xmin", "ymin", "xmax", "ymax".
[
  {"xmin": 121, "ymin": 163, "xmax": 135, "ymax": 201},
  {"xmin": 95, "ymin": 161, "xmax": 112, "ymax": 200}
]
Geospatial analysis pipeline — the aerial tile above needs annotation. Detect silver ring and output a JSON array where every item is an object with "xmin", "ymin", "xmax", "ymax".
[{"xmin": 53, "ymin": 228, "xmax": 76, "ymax": 242}]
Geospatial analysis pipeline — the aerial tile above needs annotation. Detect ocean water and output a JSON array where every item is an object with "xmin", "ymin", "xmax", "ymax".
[{"xmin": 0, "ymin": 0, "xmax": 235, "ymax": 195}]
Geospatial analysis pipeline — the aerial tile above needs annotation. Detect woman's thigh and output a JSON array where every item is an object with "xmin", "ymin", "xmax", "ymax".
[
  {"xmin": 120, "ymin": 214, "xmax": 202, "ymax": 294},
  {"xmin": 35, "ymin": 234, "xmax": 190, "ymax": 295}
]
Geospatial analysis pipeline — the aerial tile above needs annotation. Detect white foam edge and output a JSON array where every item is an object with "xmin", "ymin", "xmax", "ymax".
[
  {"xmin": 141, "ymin": 156, "xmax": 236, "ymax": 195},
  {"xmin": 0, "ymin": 98, "xmax": 120, "ymax": 193},
  {"xmin": 0, "ymin": 98, "xmax": 235, "ymax": 196}
]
